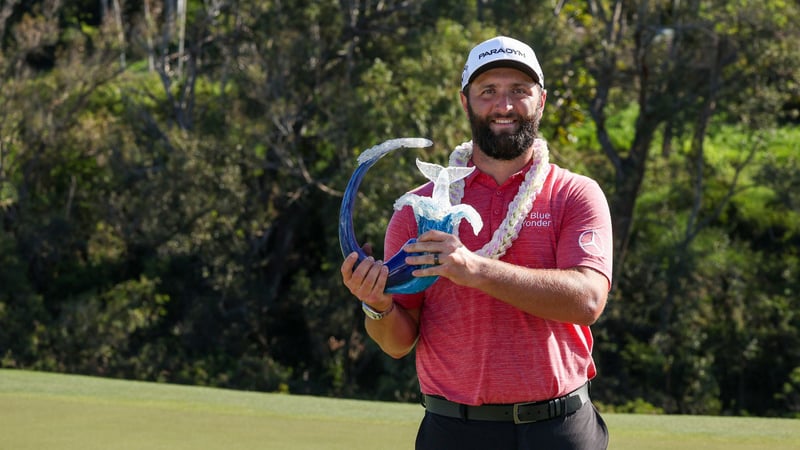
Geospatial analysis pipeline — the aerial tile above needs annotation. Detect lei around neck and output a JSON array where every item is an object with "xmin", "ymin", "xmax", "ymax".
[{"xmin": 447, "ymin": 139, "xmax": 551, "ymax": 259}]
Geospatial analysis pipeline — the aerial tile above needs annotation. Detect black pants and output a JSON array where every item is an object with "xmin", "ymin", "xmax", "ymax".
[{"xmin": 415, "ymin": 401, "xmax": 608, "ymax": 450}]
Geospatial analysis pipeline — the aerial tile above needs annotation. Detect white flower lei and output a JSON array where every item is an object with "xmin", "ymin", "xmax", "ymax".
[{"xmin": 447, "ymin": 138, "xmax": 551, "ymax": 259}]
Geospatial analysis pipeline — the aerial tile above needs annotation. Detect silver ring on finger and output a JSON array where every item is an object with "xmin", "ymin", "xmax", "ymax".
[{"xmin": 433, "ymin": 253, "xmax": 440, "ymax": 265}]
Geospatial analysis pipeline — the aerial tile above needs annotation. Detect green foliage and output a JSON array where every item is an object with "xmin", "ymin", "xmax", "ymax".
[
  {"xmin": 35, "ymin": 276, "xmax": 168, "ymax": 376},
  {"xmin": 0, "ymin": 0, "xmax": 799, "ymax": 418},
  {"xmin": 778, "ymin": 366, "xmax": 800, "ymax": 418},
  {"xmin": 598, "ymin": 398, "xmax": 666, "ymax": 415},
  {"xmin": 595, "ymin": 121, "xmax": 800, "ymax": 415}
]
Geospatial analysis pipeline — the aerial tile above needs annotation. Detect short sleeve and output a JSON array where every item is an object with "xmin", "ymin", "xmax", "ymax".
[{"xmin": 555, "ymin": 177, "xmax": 613, "ymax": 290}]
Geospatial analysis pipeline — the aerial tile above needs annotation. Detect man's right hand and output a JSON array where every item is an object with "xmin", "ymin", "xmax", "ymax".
[{"xmin": 341, "ymin": 251, "xmax": 393, "ymax": 312}]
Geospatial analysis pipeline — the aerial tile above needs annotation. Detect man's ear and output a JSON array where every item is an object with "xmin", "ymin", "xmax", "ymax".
[
  {"xmin": 460, "ymin": 90, "xmax": 469, "ymax": 114},
  {"xmin": 539, "ymin": 89, "xmax": 547, "ymax": 112}
]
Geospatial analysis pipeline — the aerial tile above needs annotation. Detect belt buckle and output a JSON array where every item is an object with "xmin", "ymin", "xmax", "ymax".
[{"xmin": 512, "ymin": 401, "xmax": 537, "ymax": 424}]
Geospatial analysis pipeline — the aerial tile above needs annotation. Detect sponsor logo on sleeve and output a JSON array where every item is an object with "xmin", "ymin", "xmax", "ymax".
[{"xmin": 578, "ymin": 230, "xmax": 604, "ymax": 256}]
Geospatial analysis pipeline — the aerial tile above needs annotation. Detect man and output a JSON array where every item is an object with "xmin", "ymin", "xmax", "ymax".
[{"xmin": 341, "ymin": 36, "xmax": 612, "ymax": 450}]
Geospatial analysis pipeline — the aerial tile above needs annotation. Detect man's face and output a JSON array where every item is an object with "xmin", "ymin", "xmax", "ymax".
[{"xmin": 464, "ymin": 67, "xmax": 544, "ymax": 161}]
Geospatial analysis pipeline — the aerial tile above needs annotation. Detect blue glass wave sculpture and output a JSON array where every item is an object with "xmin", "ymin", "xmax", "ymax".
[{"xmin": 339, "ymin": 138, "xmax": 482, "ymax": 294}]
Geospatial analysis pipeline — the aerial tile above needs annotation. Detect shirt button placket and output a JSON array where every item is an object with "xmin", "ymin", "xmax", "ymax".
[{"xmin": 490, "ymin": 190, "xmax": 504, "ymax": 230}]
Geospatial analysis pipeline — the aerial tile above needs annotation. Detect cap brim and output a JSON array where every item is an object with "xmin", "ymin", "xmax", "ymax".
[{"xmin": 466, "ymin": 60, "xmax": 540, "ymax": 88}]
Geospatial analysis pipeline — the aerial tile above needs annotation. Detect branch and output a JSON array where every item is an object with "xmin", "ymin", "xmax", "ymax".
[
  {"xmin": 296, "ymin": 157, "xmax": 344, "ymax": 197},
  {"xmin": 588, "ymin": 93, "xmax": 623, "ymax": 173},
  {"xmin": 691, "ymin": 136, "xmax": 760, "ymax": 240}
]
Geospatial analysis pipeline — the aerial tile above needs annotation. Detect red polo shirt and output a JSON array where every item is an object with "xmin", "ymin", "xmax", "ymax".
[{"xmin": 385, "ymin": 161, "xmax": 613, "ymax": 405}]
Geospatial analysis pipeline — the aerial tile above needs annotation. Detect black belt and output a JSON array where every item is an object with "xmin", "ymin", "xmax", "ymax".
[{"xmin": 422, "ymin": 382, "xmax": 590, "ymax": 424}]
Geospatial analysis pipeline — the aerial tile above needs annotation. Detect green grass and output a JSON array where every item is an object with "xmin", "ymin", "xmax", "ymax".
[{"xmin": 2, "ymin": 369, "xmax": 798, "ymax": 449}]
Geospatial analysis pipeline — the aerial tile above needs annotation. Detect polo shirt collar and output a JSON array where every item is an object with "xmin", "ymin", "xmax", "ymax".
[{"xmin": 463, "ymin": 157, "xmax": 535, "ymax": 189}]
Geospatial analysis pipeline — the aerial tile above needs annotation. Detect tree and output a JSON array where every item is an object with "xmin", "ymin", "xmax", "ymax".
[
  {"xmin": 546, "ymin": 0, "xmax": 800, "ymax": 413},
  {"xmin": 1, "ymin": 0, "xmax": 799, "ymax": 416}
]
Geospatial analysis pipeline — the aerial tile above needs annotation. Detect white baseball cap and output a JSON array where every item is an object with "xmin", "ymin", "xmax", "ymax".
[{"xmin": 461, "ymin": 36, "xmax": 544, "ymax": 90}]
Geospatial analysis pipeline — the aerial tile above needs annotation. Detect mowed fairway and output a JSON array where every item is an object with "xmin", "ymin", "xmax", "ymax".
[{"xmin": 2, "ymin": 369, "xmax": 798, "ymax": 450}]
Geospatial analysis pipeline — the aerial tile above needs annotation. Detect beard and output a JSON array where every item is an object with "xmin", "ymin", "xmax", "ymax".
[{"xmin": 467, "ymin": 100, "xmax": 541, "ymax": 161}]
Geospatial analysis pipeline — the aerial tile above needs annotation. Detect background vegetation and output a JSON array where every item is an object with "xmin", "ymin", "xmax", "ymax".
[
  {"xmin": 4, "ymin": 369, "xmax": 799, "ymax": 450},
  {"xmin": 1, "ymin": 0, "xmax": 798, "ymax": 417}
]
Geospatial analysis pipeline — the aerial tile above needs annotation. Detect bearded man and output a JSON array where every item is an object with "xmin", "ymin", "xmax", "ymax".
[{"xmin": 341, "ymin": 36, "xmax": 613, "ymax": 450}]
